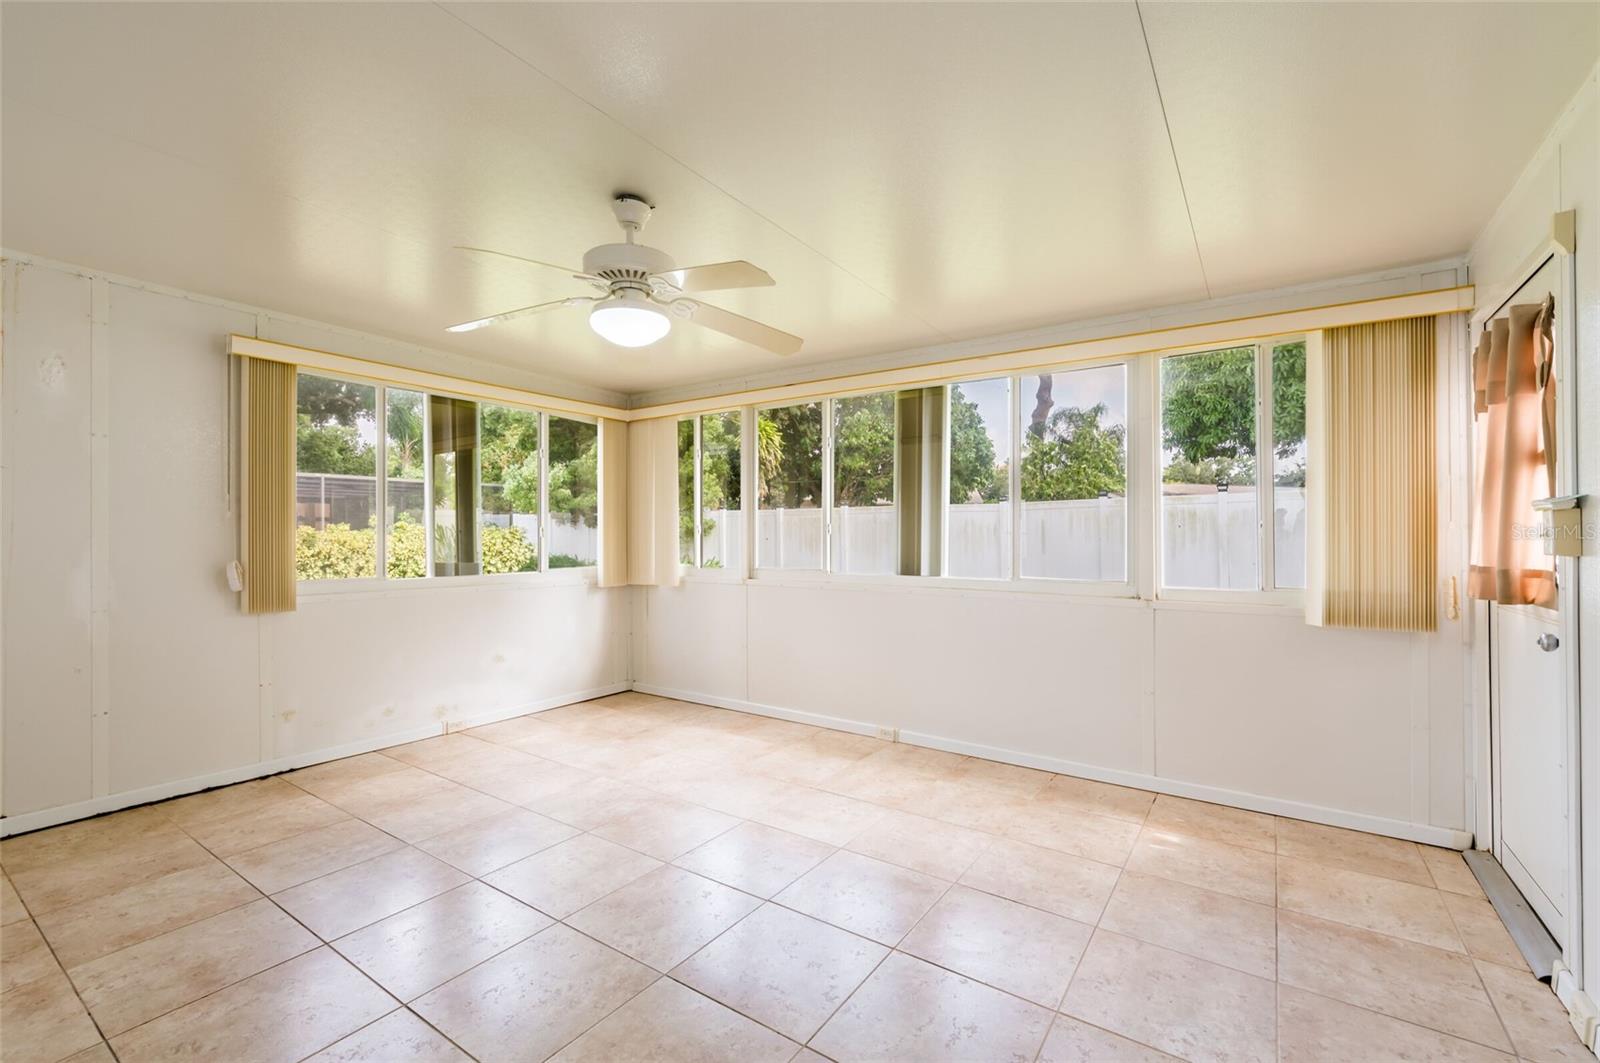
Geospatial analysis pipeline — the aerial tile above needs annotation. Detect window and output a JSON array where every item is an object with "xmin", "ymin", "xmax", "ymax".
[
  {"xmin": 548, "ymin": 415, "xmax": 598, "ymax": 568},
  {"xmin": 678, "ymin": 418, "xmax": 697, "ymax": 565},
  {"xmin": 1019, "ymin": 364, "xmax": 1128, "ymax": 581},
  {"xmin": 1160, "ymin": 346, "xmax": 1257, "ymax": 590},
  {"xmin": 385, "ymin": 388, "xmax": 426, "ymax": 578},
  {"xmin": 292, "ymin": 370, "xmax": 594, "ymax": 585},
  {"xmin": 295, "ymin": 372, "xmax": 379, "ymax": 581},
  {"xmin": 681, "ymin": 411, "xmax": 744, "ymax": 572},
  {"xmin": 430, "ymin": 396, "xmax": 479, "ymax": 577},
  {"xmin": 479, "ymin": 404, "xmax": 540, "ymax": 574},
  {"xmin": 1159, "ymin": 339, "xmax": 1306, "ymax": 593},
  {"xmin": 832, "ymin": 391, "xmax": 896, "ymax": 575},
  {"xmin": 1270, "ymin": 341, "xmax": 1308, "ymax": 589},
  {"xmin": 946, "ymin": 378, "xmax": 1011, "ymax": 579},
  {"xmin": 757, "ymin": 401, "xmax": 824, "ymax": 570}
]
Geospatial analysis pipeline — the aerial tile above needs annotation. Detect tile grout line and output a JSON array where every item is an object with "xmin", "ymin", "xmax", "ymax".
[{"xmin": 7, "ymin": 697, "xmax": 1572, "ymax": 1061}]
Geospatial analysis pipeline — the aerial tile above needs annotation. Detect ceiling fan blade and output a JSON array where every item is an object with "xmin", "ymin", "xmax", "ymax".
[
  {"xmin": 446, "ymin": 297, "xmax": 593, "ymax": 333},
  {"xmin": 670, "ymin": 298, "xmax": 802, "ymax": 356},
  {"xmin": 454, "ymin": 245, "xmax": 591, "ymax": 278},
  {"xmin": 655, "ymin": 260, "xmax": 775, "ymax": 293}
]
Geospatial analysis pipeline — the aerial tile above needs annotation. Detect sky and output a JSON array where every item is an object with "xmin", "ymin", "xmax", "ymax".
[{"xmin": 956, "ymin": 363, "xmax": 1128, "ymax": 459}]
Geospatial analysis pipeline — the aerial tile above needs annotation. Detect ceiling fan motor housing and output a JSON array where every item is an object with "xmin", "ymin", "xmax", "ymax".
[{"xmin": 582, "ymin": 242, "xmax": 675, "ymax": 295}]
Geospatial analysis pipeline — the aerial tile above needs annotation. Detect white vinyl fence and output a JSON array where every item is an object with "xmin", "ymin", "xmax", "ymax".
[
  {"xmin": 298, "ymin": 472, "xmax": 1303, "ymax": 585},
  {"xmin": 733, "ymin": 487, "xmax": 1305, "ymax": 587}
]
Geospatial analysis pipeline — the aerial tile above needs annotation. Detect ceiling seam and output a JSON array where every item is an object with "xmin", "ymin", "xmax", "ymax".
[
  {"xmin": 432, "ymin": 2, "xmax": 954, "ymax": 345},
  {"xmin": 1134, "ymin": 0, "xmax": 1212, "ymax": 301}
]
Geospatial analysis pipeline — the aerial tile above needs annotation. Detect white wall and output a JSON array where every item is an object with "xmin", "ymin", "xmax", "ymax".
[
  {"xmin": 634, "ymin": 262, "xmax": 1478, "ymax": 847},
  {"xmin": 1468, "ymin": 65, "xmax": 1600, "ymax": 999},
  {"xmin": 1, "ymin": 258, "xmax": 631, "ymax": 829}
]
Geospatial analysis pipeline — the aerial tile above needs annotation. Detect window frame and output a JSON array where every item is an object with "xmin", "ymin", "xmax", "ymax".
[
  {"xmin": 293, "ymin": 367, "xmax": 599, "ymax": 595},
  {"xmin": 751, "ymin": 397, "xmax": 830, "ymax": 575},
  {"xmin": 1151, "ymin": 336, "xmax": 1306, "ymax": 606},
  {"xmin": 679, "ymin": 408, "xmax": 748, "ymax": 581}
]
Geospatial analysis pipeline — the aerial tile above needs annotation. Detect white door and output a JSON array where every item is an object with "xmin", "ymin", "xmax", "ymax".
[{"xmin": 1494, "ymin": 603, "xmax": 1569, "ymax": 940}]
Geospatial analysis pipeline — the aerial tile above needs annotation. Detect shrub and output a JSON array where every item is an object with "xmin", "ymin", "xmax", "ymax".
[
  {"xmin": 482, "ymin": 524, "xmax": 536, "ymax": 574},
  {"xmin": 387, "ymin": 519, "xmax": 426, "ymax": 579},
  {"xmin": 296, "ymin": 519, "xmax": 548, "ymax": 579},
  {"xmin": 295, "ymin": 522, "xmax": 376, "ymax": 581}
]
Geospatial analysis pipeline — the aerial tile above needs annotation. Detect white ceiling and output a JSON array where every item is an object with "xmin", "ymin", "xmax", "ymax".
[{"xmin": 3, "ymin": 3, "xmax": 1595, "ymax": 396}]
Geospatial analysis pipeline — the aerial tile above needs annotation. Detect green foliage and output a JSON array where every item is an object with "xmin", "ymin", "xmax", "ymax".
[
  {"xmin": 832, "ymin": 393, "xmax": 895, "ymax": 507},
  {"xmin": 385, "ymin": 391, "xmax": 425, "ymax": 480},
  {"xmin": 295, "ymin": 518, "xmax": 536, "ymax": 580},
  {"xmin": 387, "ymin": 519, "xmax": 426, "ymax": 579},
  {"xmin": 480, "ymin": 406, "xmax": 540, "ymax": 515},
  {"xmin": 295, "ymin": 522, "xmax": 376, "ymax": 581},
  {"xmin": 482, "ymin": 524, "xmax": 536, "ymax": 573},
  {"xmin": 298, "ymin": 374, "xmax": 373, "ymax": 428},
  {"xmin": 296, "ymin": 414, "xmax": 376, "ymax": 476},
  {"xmin": 1156, "ymin": 342, "xmax": 1307, "ymax": 487},
  {"xmin": 548, "ymin": 418, "xmax": 598, "ymax": 526},
  {"xmin": 949, "ymin": 385, "xmax": 1003, "ymax": 503},
  {"xmin": 1021, "ymin": 403, "xmax": 1126, "ymax": 500},
  {"xmin": 758, "ymin": 404, "xmax": 822, "ymax": 508}
]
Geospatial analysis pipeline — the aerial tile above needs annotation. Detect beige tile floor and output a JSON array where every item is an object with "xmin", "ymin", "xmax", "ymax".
[{"xmin": 0, "ymin": 692, "xmax": 1591, "ymax": 1063}]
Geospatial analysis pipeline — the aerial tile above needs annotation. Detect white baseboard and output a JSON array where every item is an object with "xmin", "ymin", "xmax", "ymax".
[
  {"xmin": 1553, "ymin": 963, "xmax": 1600, "ymax": 1055},
  {"xmin": 0, "ymin": 682, "xmax": 628, "ymax": 838},
  {"xmin": 632, "ymin": 683, "xmax": 1474, "ymax": 851}
]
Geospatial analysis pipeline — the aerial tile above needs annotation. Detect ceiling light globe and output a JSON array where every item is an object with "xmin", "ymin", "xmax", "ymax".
[{"xmin": 589, "ymin": 297, "xmax": 670, "ymax": 348}]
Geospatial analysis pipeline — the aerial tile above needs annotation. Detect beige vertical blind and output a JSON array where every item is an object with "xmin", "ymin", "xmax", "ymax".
[
  {"xmin": 626, "ymin": 417, "xmax": 682, "ymax": 588},
  {"xmin": 1305, "ymin": 316, "xmax": 1436, "ymax": 631},
  {"xmin": 597, "ymin": 418, "xmax": 629, "ymax": 588},
  {"xmin": 240, "ymin": 356, "xmax": 298, "ymax": 613},
  {"xmin": 1469, "ymin": 296, "xmax": 1556, "ymax": 607}
]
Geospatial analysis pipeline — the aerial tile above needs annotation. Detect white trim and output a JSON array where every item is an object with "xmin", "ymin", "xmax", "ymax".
[
  {"xmin": 633, "ymin": 683, "xmax": 1471, "ymax": 850},
  {"xmin": 632, "ymin": 257, "xmax": 1473, "ymax": 410},
  {"xmin": 631, "ymin": 684, "xmax": 881, "ymax": 738},
  {"xmin": 0, "ymin": 682, "xmax": 628, "ymax": 838},
  {"xmin": 1552, "ymin": 963, "xmax": 1600, "ymax": 1052},
  {"xmin": 632, "ymin": 287, "xmax": 1474, "ymax": 421}
]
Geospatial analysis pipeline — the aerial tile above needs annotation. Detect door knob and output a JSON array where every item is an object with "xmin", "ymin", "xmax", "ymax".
[{"xmin": 1537, "ymin": 633, "xmax": 1561, "ymax": 652}]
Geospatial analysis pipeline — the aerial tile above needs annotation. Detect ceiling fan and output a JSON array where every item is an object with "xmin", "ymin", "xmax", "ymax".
[{"xmin": 447, "ymin": 194, "xmax": 803, "ymax": 356}]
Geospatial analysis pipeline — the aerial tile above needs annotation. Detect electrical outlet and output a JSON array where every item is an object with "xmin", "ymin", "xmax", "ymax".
[{"xmin": 875, "ymin": 726, "xmax": 898, "ymax": 742}]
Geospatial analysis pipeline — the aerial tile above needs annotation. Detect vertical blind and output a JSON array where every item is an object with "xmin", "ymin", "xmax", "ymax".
[
  {"xmin": 240, "ymin": 356, "xmax": 298, "ymax": 613},
  {"xmin": 597, "ymin": 418, "xmax": 630, "ymax": 588},
  {"xmin": 1305, "ymin": 316, "xmax": 1437, "ymax": 631}
]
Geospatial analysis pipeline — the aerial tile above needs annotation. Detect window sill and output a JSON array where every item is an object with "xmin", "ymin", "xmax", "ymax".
[
  {"xmin": 744, "ymin": 568, "xmax": 1145, "ymax": 603},
  {"xmin": 295, "ymin": 568, "xmax": 600, "ymax": 598}
]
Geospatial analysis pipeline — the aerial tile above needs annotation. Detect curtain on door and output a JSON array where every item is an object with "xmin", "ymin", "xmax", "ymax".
[{"xmin": 1469, "ymin": 295, "xmax": 1556, "ymax": 608}]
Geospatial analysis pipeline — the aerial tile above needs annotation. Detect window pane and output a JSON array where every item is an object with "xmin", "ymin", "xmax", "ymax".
[
  {"xmin": 947, "ymin": 378, "xmax": 1011, "ymax": 579},
  {"xmin": 548, "ymin": 416, "xmax": 598, "ymax": 567},
  {"xmin": 385, "ymin": 388, "xmax": 426, "ymax": 579},
  {"xmin": 832, "ymin": 392, "xmax": 897, "ymax": 575},
  {"xmin": 430, "ymin": 396, "xmax": 480, "ymax": 577},
  {"xmin": 700, "ymin": 411, "xmax": 743, "ymax": 572},
  {"xmin": 757, "ymin": 402, "xmax": 823, "ymax": 569},
  {"xmin": 294, "ymin": 372, "xmax": 378, "ymax": 581},
  {"xmin": 1161, "ymin": 346, "xmax": 1257, "ymax": 589},
  {"xmin": 479, "ymin": 404, "xmax": 540, "ymax": 574},
  {"xmin": 678, "ymin": 418, "xmax": 697, "ymax": 565},
  {"xmin": 1019, "ymin": 365, "xmax": 1127, "ymax": 581},
  {"xmin": 1272, "ymin": 341, "xmax": 1308, "ymax": 589}
]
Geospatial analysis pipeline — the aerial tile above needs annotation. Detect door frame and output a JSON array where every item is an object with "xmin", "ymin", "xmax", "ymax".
[{"xmin": 1470, "ymin": 212, "xmax": 1583, "ymax": 985}]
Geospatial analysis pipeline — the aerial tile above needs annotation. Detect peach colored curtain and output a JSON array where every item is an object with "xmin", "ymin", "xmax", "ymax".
[{"xmin": 1469, "ymin": 297, "xmax": 1556, "ymax": 607}]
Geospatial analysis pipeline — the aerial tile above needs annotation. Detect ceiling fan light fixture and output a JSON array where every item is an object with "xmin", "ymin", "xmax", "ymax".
[{"xmin": 589, "ymin": 293, "xmax": 670, "ymax": 348}]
